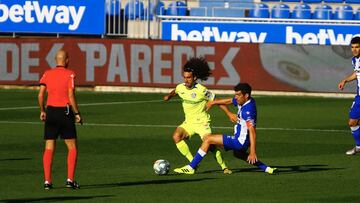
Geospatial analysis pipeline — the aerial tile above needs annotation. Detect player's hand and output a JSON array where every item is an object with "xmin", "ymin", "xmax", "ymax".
[
  {"xmin": 247, "ymin": 153, "xmax": 258, "ymax": 164},
  {"xmin": 40, "ymin": 111, "xmax": 46, "ymax": 121},
  {"xmin": 227, "ymin": 113, "xmax": 237, "ymax": 123},
  {"xmin": 338, "ymin": 80, "xmax": 346, "ymax": 90},
  {"xmin": 75, "ymin": 114, "xmax": 83, "ymax": 125},
  {"xmin": 206, "ymin": 101, "xmax": 215, "ymax": 111}
]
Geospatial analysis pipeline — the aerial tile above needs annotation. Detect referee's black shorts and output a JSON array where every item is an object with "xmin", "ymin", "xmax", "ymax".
[{"xmin": 44, "ymin": 106, "xmax": 77, "ymax": 140}]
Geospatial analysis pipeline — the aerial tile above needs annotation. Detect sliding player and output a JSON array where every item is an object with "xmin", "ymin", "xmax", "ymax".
[
  {"xmin": 164, "ymin": 57, "xmax": 233, "ymax": 174},
  {"xmin": 174, "ymin": 83, "xmax": 277, "ymax": 174}
]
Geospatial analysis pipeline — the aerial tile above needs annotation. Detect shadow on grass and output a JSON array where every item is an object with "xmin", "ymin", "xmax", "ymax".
[
  {"xmin": 0, "ymin": 158, "xmax": 32, "ymax": 161},
  {"xmin": 200, "ymin": 164, "xmax": 344, "ymax": 175},
  {"xmin": 81, "ymin": 178, "xmax": 216, "ymax": 189},
  {"xmin": 1, "ymin": 195, "xmax": 113, "ymax": 203}
]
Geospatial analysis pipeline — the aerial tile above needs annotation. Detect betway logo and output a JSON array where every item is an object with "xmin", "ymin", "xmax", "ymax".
[
  {"xmin": 286, "ymin": 26, "xmax": 358, "ymax": 45},
  {"xmin": 171, "ymin": 24, "xmax": 267, "ymax": 43},
  {"xmin": 0, "ymin": 1, "xmax": 86, "ymax": 30}
]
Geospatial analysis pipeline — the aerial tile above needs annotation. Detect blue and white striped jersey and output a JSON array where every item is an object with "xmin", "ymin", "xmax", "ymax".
[
  {"xmin": 232, "ymin": 97, "xmax": 257, "ymax": 145},
  {"xmin": 352, "ymin": 56, "xmax": 360, "ymax": 95}
]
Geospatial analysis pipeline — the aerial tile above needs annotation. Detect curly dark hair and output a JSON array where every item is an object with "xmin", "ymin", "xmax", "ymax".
[{"xmin": 183, "ymin": 57, "xmax": 211, "ymax": 81}]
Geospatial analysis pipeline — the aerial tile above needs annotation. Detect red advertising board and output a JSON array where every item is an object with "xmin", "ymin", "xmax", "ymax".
[{"xmin": 0, "ymin": 38, "xmax": 307, "ymax": 91}]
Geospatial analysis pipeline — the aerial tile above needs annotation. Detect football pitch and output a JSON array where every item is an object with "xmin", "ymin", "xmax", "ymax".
[{"xmin": 1, "ymin": 89, "xmax": 360, "ymax": 202}]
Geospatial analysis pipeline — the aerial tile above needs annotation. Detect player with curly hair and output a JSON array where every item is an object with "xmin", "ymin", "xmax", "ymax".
[{"xmin": 164, "ymin": 57, "xmax": 234, "ymax": 174}]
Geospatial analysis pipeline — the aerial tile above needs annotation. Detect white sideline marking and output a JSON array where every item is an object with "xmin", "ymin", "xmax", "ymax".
[
  {"xmin": 0, "ymin": 99, "xmax": 177, "ymax": 111},
  {"xmin": 0, "ymin": 121, "xmax": 347, "ymax": 133}
]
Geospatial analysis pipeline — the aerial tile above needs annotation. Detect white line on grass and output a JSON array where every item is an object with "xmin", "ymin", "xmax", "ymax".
[
  {"xmin": 0, "ymin": 99, "xmax": 179, "ymax": 111},
  {"xmin": 0, "ymin": 121, "xmax": 347, "ymax": 133}
]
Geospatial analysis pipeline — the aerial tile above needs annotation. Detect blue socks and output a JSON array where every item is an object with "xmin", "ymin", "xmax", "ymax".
[
  {"xmin": 350, "ymin": 125, "xmax": 360, "ymax": 146},
  {"xmin": 189, "ymin": 149, "xmax": 207, "ymax": 169}
]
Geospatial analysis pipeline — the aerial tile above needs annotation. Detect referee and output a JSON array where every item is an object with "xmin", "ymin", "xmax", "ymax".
[{"xmin": 38, "ymin": 49, "xmax": 82, "ymax": 190}]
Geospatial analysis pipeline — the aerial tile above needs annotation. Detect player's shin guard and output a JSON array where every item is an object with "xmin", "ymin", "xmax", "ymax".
[
  {"xmin": 350, "ymin": 126, "xmax": 360, "ymax": 146},
  {"xmin": 189, "ymin": 149, "xmax": 207, "ymax": 169},
  {"xmin": 43, "ymin": 149, "xmax": 54, "ymax": 183},
  {"xmin": 67, "ymin": 148, "xmax": 77, "ymax": 181},
  {"xmin": 176, "ymin": 140, "xmax": 193, "ymax": 162}
]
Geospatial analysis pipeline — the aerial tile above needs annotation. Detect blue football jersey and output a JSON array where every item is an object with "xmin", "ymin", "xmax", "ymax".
[
  {"xmin": 352, "ymin": 56, "xmax": 360, "ymax": 96},
  {"xmin": 232, "ymin": 97, "xmax": 257, "ymax": 145}
]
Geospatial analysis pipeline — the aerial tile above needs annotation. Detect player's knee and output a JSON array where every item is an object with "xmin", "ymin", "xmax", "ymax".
[{"xmin": 172, "ymin": 133, "xmax": 182, "ymax": 143}]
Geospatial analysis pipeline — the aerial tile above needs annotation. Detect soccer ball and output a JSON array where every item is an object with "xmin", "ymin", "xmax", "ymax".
[{"xmin": 153, "ymin": 159, "xmax": 170, "ymax": 175}]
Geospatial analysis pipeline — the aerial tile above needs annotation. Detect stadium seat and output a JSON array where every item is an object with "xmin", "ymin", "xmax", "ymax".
[
  {"xmin": 313, "ymin": 4, "xmax": 333, "ymax": 19},
  {"xmin": 106, "ymin": 0, "xmax": 121, "ymax": 16},
  {"xmin": 292, "ymin": 4, "xmax": 312, "ymax": 19},
  {"xmin": 271, "ymin": 4, "xmax": 290, "ymax": 18},
  {"xmin": 143, "ymin": 1, "xmax": 165, "ymax": 20},
  {"xmin": 324, "ymin": 0, "xmax": 344, "ymax": 3},
  {"xmin": 125, "ymin": 0, "xmax": 145, "ymax": 20},
  {"xmin": 282, "ymin": 0, "xmax": 301, "ymax": 2},
  {"xmin": 190, "ymin": 7, "xmax": 207, "ymax": 16},
  {"xmin": 249, "ymin": 3, "xmax": 270, "ymax": 18},
  {"xmin": 334, "ymin": 5, "xmax": 354, "ymax": 20},
  {"xmin": 166, "ymin": 1, "xmax": 187, "ymax": 16},
  {"xmin": 355, "ymin": 8, "xmax": 360, "ymax": 20},
  {"xmin": 303, "ymin": 0, "xmax": 322, "ymax": 3},
  {"xmin": 345, "ymin": 0, "xmax": 360, "ymax": 3}
]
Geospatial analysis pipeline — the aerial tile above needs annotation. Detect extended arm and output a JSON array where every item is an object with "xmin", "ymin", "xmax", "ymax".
[
  {"xmin": 218, "ymin": 105, "xmax": 237, "ymax": 123},
  {"xmin": 247, "ymin": 125, "xmax": 258, "ymax": 164},
  {"xmin": 206, "ymin": 98, "xmax": 233, "ymax": 111},
  {"xmin": 38, "ymin": 85, "xmax": 47, "ymax": 121},
  {"xmin": 163, "ymin": 89, "xmax": 177, "ymax": 102},
  {"xmin": 339, "ymin": 72, "xmax": 356, "ymax": 90},
  {"xmin": 68, "ymin": 88, "xmax": 82, "ymax": 124}
]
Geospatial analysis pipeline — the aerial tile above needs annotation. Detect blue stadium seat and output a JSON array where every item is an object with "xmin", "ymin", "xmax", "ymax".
[
  {"xmin": 334, "ymin": 5, "xmax": 354, "ymax": 20},
  {"xmin": 143, "ymin": 1, "xmax": 165, "ymax": 20},
  {"xmin": 345, "ymin": 0, "xmax": 360, "ymax": 3},
  {"xmin": 324, "ymin": 0, "xmax": 344, "ymax": 3},
  {"xmin": 282, "ymin": 0, "xmax": 301, "ymax": 2},
  {"xmin": 271, "ymin": 4, "xmax": 290, "ymax": 18},
  {"xmin": 125, "ymin": 0, "xmax": 144, "ymax": 20},
  {"xmin": 292, "ymin": 4, "xmax": 312, "ymax": 19},
  {"xmin": 261, "ymin": 0, "xmax": 281, "ymax": 2},
  {"xmin": 356, "ymin": 7, "xmax": 360, "ymax": 20},
  {"xmin": 106, "ymin": 0, "xmax": 121, "ymax": 16},
  {"xmin": 249, "ymin": 3, "xmax": 270, "ymax": 18},
  {"xmin": 190, "ymin": 7, "xmax": 207, "ymax": 16},
  {"xmin": 313, "ymin": 4, "xmax": 333, "ymax": 19},
  {"xmin": 303, "ymin": 0, "xmax": 322, "ymax": 3},
  {"xmin": 166, "ymin": 1, "xmax": 187, "ymax": 16}
]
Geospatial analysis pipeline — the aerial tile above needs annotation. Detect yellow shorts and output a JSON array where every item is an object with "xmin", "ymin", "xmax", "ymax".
[{"xmin": 179, "ymin": 121, "xmax": 212, "ymax": 140}]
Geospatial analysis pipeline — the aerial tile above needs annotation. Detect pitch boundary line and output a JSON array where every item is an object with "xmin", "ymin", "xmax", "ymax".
[
  {"xmin": 0, "ymin": 99, "xmax": 179, "ymax": 111},
  {"xmin": 0, "ymin": 121, "xmax": 347, "ymax": 133}
]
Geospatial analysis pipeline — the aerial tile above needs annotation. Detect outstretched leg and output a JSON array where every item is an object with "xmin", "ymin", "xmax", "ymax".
[{"xmin": 233, "ymin": 150, "xmax": 276, "ymax": 174}]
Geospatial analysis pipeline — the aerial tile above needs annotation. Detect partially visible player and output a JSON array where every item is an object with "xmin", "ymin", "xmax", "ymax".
[
  {"xmin": 338, "ymin": 36, "xmax": 360, "ymax": 155},
  {"xmin": 164, "ymin": 57, "xmax": 233, "ymax": 174},
  {"xmin": 38, "ymin": 49, "xmax": 82, "ymax": 189},
  {"xmin": 174, "ymin": 83, "xmax": 277, "ymax": 175}
]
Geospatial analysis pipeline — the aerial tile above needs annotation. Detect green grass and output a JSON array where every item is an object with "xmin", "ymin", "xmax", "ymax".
[{"xmin": 0, "ymin": 89, "xmax": 359, "ymax": 202}]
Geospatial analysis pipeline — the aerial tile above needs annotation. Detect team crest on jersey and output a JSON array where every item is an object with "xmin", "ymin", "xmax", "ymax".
[
  {"xmin": 191, "ymin": 93, "xmax": 197, "ymax": 98},
  {"xmin": 246, "ymin": 111, "xmax": 250, "ymax": 114}
]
